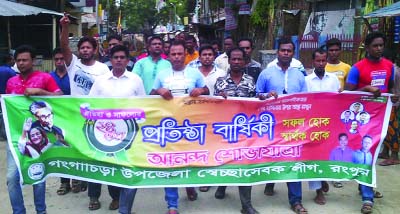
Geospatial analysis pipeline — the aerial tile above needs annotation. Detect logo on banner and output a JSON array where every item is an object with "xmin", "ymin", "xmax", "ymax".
[{"xmin": 28, "ymin": 163, "xmax": 45, "ymax": 180}]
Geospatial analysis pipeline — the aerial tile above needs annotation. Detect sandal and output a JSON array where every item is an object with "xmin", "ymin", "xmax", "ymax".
[
  {"xmin": 333, "ymin": 182, "xmax": 343, "ymax": 188},
  {"xmin": 321, "ymin": 181, "xmax": 329, "ymax": 193},
  {"xmin": 291, "ymin": 203, "xmax": 308, "ymax": 214},
  {"xmin": 361, "ymin": 203, "xmax": 373, "ymax": 214},
  {"xmin": 88, "ymin": 197, "xmax": 101, "ymax": 211},
  {"xmin": 71, "ymin": 180, "xmax": 81, "ymax": 193},
  {"xmin": 186, "ymin": 187, "xmax": 198, "ymax": 201},
  {"xmin": 167, "ymin": 209, "xmax": 179, "ymax": 214},
  {"xmin": 199, "ymin": 186, "xmax": 210, "ymax": 192},
  {"xmin": 56, "ymin": 183, "xmax": 71, "ymax": 195},
  {"xmin": 109, "ymin": 199, "xmax": 119, "ymax": 210},
  {"xmin": 374, "ymin": 190, "xmax": 383, "ymax": 198},
  {"xmin": 80, "ymin": 181, "xmax": 88, "ymax": 192}
]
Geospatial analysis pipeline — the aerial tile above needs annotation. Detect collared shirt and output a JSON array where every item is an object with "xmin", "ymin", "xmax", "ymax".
[
  {"xmin": 256, "ymin": 63, "xmax": 307, "ymax": 95},
  {"xmin": 199, "ymin": 66, "xmax": 226, "ymax": 95},
  {"xmin": 329, "ymin": 146, "xmax": 353, "ymax": 162},
  {"xmin": 133, "ymin": 56, "xmax": 171, "ymax": 94},
  {"xmin": 352, "ymin": 150, "xmax": 372, "ymax": 165},
  {"xmin": 153, "ymin": 66, "xmax": 205, "ymax": 95},
  {"xmin": 184, "ymin": 50, "xmax": 199, "ymax": 65},
  {"xmin": 6, "ymin": 71, "xmax": 61, "ymax": 94},
  {"xmin": 244, "ymin": 59, "xmax": 262, "ymax": 83},
  {"xmin": 214, "ymin": 72, "xmax": 256, "ymax": 97},
  {"xmin": 104, "ymin": 59, "xmax": 135, "ymax": 72},
  {"xmin": 305, "ymin": 70, "xmax": 340, "ymax": 92},
  {"xmin": 187, "ymin": 58, "xmax": 201, "ymax": 69},
  {"xmin": 0, "ymin": 65, "xmax": 16, "ymax": 94},
  {"xmin": 268, "ymin": 58, "xmax": 307, "ymax": 76},
  {"xmin": 325, "ymin": 61, "xmax": 351, "ymax": 90},
  {"xmin": 89, "ymin": 70, "xmax": 145, "ymax": 97},
  {"xmin": 215, "ymin": 52, "xmax": 230, "ymax": 72},
  {"xmin": 50, "ymin": 70, "xmax": 71, "ymax": 95}
]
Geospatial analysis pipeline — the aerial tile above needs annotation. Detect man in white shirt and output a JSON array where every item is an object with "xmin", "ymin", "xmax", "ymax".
[
  {"xmin": 215, "ymin": 37, "xmax": 234, "ymax": 73},
  {"xmin": 89, "ymin": 45, "xmax": 145, "ymax": 214},
  {"xmin": 305, "ymin": 48, "xmax": 340, "ymax": 206}
]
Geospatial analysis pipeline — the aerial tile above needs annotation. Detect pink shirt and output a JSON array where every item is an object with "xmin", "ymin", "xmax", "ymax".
[{"xmin": 6, "ymin": 71, "xmax": 61, "ymax": 94}]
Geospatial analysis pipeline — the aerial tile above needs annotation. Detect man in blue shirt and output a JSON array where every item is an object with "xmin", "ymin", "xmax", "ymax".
[
  {"xmin": 0, "ymin": 54, "xmax": 16, "ymax": 140},
  {"xmin": 50, "ymin": 48, "xmax": 70, "ymax": 95},
  {"xmin": 256, "ymin": 37, "xmax": 307, "ymax": 214}
]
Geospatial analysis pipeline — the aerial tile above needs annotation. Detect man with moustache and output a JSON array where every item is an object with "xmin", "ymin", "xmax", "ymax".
[
  {"xmin": 238, "ymin": 38, "xmax": 262, "ymax": 82},
  {"xmin": 215, "ymin": 36, "xmax": 235, "ymax": 73},
  {"xmin": 256, "ymin": 37, "xmax": 307, "ymax": 214}
]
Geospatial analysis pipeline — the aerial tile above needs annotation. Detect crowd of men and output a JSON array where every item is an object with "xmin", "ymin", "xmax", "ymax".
[{"xmin": 0, "ymin": 12, "xmax": 399, "ymax": 214}]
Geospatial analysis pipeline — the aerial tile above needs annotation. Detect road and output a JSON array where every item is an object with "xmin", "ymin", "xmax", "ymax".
[{"xmin": 0, "ymin": 140, "xmax": 398, "ymax": 214}]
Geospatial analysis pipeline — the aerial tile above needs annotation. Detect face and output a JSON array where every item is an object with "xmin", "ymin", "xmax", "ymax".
[
  {"xmin": 16, "ymin": 52, "xmax": 34, "ymax": 74},
  {"xmin": 339, "ymin": 136, "xmax": 348, "ymax": 148},
  {"xmin": 212, "ymin": 44, "xmax": 219, "ymax": 53},
  {"xmin": 78, "ymin": 41, "xmax": 96, "ymax": 61},
  {"xmin": 163, "ymin": 43, "xmax": 170, "ymax": 54},
  {"xmin": 229, "ymin": 50, "xmax": 245, "ymax": 72},
  {"xmin": 199, "ymin": 49, "xmax": 215, "ymax": 67},
  {"xmin": 224, "ymin": 38, "xmax": 234, "ymax": 52},
  {"xmin": 238, "ymin": 40, "xmax": 252, "ymax": 57},
  {"xmin": 53, "ymin": 53, "xmax": 65, "ymax": 69},
  {"xmin": 360, "ymin": 113, "xmax": 367, "ymax": 121},
  {"xmin": 169, "ymin": 44, "xmax": 185, "ymax": 70},
  {"xmin": 108, "ymin": 38, "xmax": 121, "ymax": 50},
  {"xmin": 176, "ymin": 33, "xmax": 185, "ymax": 41},
  {"xmin": 111, "ymin": 51, "xmax": 129, "ymax": 71},
  {"xmin": 29, "ymin": 128, "xmax": 43, "ymax": 145},
  {"xmin": 366, "ymin": 37, "xmax": 384, "ymax": 59},
  {"xmin": 277, "ymin": 43, "xmax": 294, "ymax": 65},
  {"xmin": 148, "ymin": 39, "xmax": 163, "ymax": 55},
  {"xmin": 362, "ymin": 137, "xmax": 373, "ymax": 151},
  {"xmin": 327, "ymin": 44, "xmax": 341, "ymax": 61},
  {"xmin": 313, "ymin": 52, "xmax": 327, "ymax": 73},
  {"xmin": 185, "ymin": 39, "xmax": 195, "ymax": 51},
  {"xmin": 344, "ymin": 111, "xmax": 350, "ymax": 119},
  {"xmin": 354, "ymin": 104, "xmax": 360, "ymax": 111},
  {"xmin": 36, "ymin": 108, "xmax": 53, "ymax": 129},
  {"xmin": 351, "ymin": 121, "xmax": 358, "ymax": 130}
]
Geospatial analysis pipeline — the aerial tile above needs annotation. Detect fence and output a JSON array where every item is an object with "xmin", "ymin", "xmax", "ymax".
[{"xmin": 298, "ymin": 34, "xmax": 362, "ymax": 68}]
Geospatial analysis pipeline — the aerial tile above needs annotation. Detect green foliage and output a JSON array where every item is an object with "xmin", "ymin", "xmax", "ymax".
[{"xmin": 250, "ymin": 0, "xmax": 271, "ymax": 28}]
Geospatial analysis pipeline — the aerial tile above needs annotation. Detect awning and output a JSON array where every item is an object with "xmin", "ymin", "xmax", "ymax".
[
  {"xmin": 0, "ymin": 0, "xmax": 63, "ymax": 17},
  {"xmin": 363, "ymin": 1, "xmax": 400, "ymax": 18}
]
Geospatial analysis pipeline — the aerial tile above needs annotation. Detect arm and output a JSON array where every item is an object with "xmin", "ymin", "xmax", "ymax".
[
  {"xmin": 190, "ymin": 86, "xmax": 209, "ymax": 97},
  {"xmin": 150, "ymin": 88, "xmax": 173, "ymax": 100},
  {"xmin": 24, "ymin": 88, "xmax": 63, "ymax": 96},
  {"xmin": 60, "ymin": 13, "xmax": 73, "ymax": 66}
]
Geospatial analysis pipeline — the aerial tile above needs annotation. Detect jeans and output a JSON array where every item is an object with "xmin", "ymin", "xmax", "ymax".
[
  {"xmin": 88, "ymin": 182, "xmax": 121, "ymax": 200},
  {"xmin": 164, "ymin": 187, "xmax": 179, "ymax": 209},
  {"xmin": 119, "ymin": 188, "xmax": 138, "ymax": 214},
  {"xmin": 360, "ymin": 184, "xmax": 374, "ymax": 204},
  {"xmin": 6, "ymin": 145, "xmax": 46, "ymax": 214},
  {"xmin": 287, "ymin": 182, "xmax": 302, "ymax": 206}
]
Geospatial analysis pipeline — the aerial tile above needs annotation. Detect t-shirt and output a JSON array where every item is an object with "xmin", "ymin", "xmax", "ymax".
[
  {"xmin": 325, "ymin": 61, "xmax": 351, "ymax": 90},
  {"xmin": 50, "ymin": 71, "xmax": 70, "ymax": 95},
  {"xmin": 133, "ymin": 56, "xmax": 171, "ymax": 94},
  {"xmin": 184, "ymin": 50, "xmax": 199, "ymax": 66},
  {"xmin": 305, "ymin": 71, "xmax": 340, "ymax": 92},
  {"xmin": 67, "ymin": 54, "xmax": 110, "ymax": 95},
  {"xmin": 347, "ymin": 58, "xmax": 394, "ymax": 93},
  {"xmin": 153, "ymin": 66, "xmax": 206, "ymax": 95},
  {"xmin": 6, "ymin": 71, "xmax": 61, "ymax": 94},
  {"xmin": 0, "ymin": 65, "xmax": 16, "ymax": 94}
]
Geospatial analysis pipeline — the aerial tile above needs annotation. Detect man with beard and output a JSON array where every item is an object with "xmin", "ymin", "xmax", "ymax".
[
  {"xmin": 305, "ymin": 48, "xmax": 340, "ymax": 206},
  {"xmin": 256, "ymin": 37, "xmax": 307, "ymax": 214},
  {"xmin": 60, "ymin": 13, "xmax": 114, "ymax": 209},
  {"xmin": 133, "ymin": 36, "xmax": 172, "ymax": 94},
  {"xmin": 6, "ymin": 44, "xmax": 62, "ymax": 214}
]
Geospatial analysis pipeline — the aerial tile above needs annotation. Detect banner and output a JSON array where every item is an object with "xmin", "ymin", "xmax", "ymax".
[{"xmin": 1, "ymin": 92, "xmax": 391, "ymax": 188}]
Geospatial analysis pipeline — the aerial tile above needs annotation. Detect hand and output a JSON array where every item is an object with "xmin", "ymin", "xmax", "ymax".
[
  {"xmin": 268, "ymin": 91, "xmax": 278, "ymax": 99},
  {"xmin": 24, "ymin": 88, "xmax": 43, "ymax": 96},
  {"xmin": 190, "ymin": 88, "xmax": 203, "ymax": 97},
  {"xmin": 60, "ymin": 13, "xmax": 70, "ymax": 28},
  {"xmin": 366, "ymin": 86, "xmax": 381, "ymax": 98},
  {"xmin": 23, "ymin": 118, "xmax": 32, "ymax": 132},
  {"xmin": 391, "ymin": 94, "xmax": 399, "ymax": 103},
  {"xmin": 217, "ymin": 92, "xmax": 227, "ymax": 99},
  {"xmin": 157, "ymin": 88, "xmax": 173, "ymax": 100}
]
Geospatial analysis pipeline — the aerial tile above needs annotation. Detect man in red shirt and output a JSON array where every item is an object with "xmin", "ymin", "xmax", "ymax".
[{"xmin": 6, "ymin": 45, "xmax": 61, "ymax": 214}]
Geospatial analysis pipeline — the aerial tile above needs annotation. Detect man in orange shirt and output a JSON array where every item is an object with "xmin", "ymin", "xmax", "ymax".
[{"xmin": 184, "ymin": 35, "xmax": 199, "ymax": 65}]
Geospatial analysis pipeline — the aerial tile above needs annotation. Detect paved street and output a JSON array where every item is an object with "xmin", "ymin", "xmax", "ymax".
[{"xmin": 0, "ymin": 140, "xmax": 398, "ymax": 214}]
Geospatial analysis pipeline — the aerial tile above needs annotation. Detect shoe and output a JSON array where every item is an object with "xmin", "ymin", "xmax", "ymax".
[
  {"xmin": 215, "ymin": 186, "xmax": 226, "ymax": 199},
  {"xmin": 321, "ymin": 181, "xmax": 329, "ymax": 193},
  {"xmin": 240, "ymin": 206, "xmax": 260, "ymax": 214},
  {"xmin": 264, "ymin": 184, "xmax": 274, "ymax": 196},
  {"xmin": 361, "ymin": 202, "xmax": 373, "ymax": 214},
  {"xmin": 199, "ymin": 186, "xmax": 210, "ymax": 192},
  {"xmin": 109, "ymin": 199, "xmax": 119, "ymax": 210},
  {"xmin": 88, "ymin": 197, "xmax": 101, "ymax": 211},
  {"xmin": 167, "ymin": 209, "xmax": 179, "ymax": 214}
]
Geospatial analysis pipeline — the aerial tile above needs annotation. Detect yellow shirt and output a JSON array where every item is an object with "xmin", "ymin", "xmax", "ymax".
[
  {"xmin": 184, "ymin": 50, "xmax": 199, "ymax": 65},
  {"xmin": 325, "ymin": 61, "xmax": 351, "ymax": 90}
]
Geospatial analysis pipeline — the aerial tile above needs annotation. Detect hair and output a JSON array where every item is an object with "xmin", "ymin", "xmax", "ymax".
[
  {"xmin": 2, "ymin": 54, "xmax": 13, "ymax": 64},
  {"xmin": 277, "ymin": 37, "xmax": 295, "ymax": 51},
  {"xmin": 199, "ymin": 45, "xmax": 216, "ymax": 56},
  {"xmin": 312, "ymin": 48, "xmax": 327, "ymax": 59},
  {"xmin": 326, "ymin": 38, "xmax": 342, "ymax": 49},
  {"xmin": 365, "ymin": 32, "xmax": 386, "ymax": 47},
  {"xmin": 360, "ymin": 111, "xmax": 367, "ymax": 115},
  {"xmin": 211, "ymin": 40, "xmax": 220, "ymax": 48},
  {"xmin": 52, "ymin": 47, "xmax": 63, "ymax": 57},
  {"xmin": 29, "ymin": 101, "xmax": 52, "ymax": 115},
  {"xmin": 185, "ymin": 35, "xmax": 196, "ymax": 42},
  {"xmin": 148, "ymin": 36, "xmax": 163, "ymax": 46},
  {"xmin": 227, "ymin": 47, "xmax": 245, "ymax": 59},
  {"xmin": 224, "ymin": 36, "xmax": 233, "ymax": 42},
  {"xmin": 338, "ymin": 133, "xmax": 348, "ymax": 140},
  {"xmin": 107, "ymin": 34, "xmax": 122, "ymax": 43},
  {"xmin": 362, "ymin": 135, "xmax": 372, "ymax": 141},
  {"xmin": 14, "ymin": 45, "xmax": 36, "ymax": 59},
  {"xmin": 164, "ymin": 40, "xmax": 171, "ymax": 45},
  {"xmin": 354, "ymin": 102, "xmax": 361, "ymax": 106},
  {"xmin": 110, "ymin": 45, "xmax": 129, "ymax": 58},
  {"xmin": 77, "ymin": 36, "xmax": 97, "ymax": 50},
  {"xmin": 170, "ymin": 40, "xmax": 186, "ymax": 50},
  {"xmin": 237, "ymin": 38, "xmax": 253, "ymax": 48}
]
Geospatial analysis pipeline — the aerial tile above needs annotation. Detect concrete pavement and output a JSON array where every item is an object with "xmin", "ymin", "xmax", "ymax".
[{"xmin": 0, "ymin": 140, "xmax": 398, "ymax": 214}]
